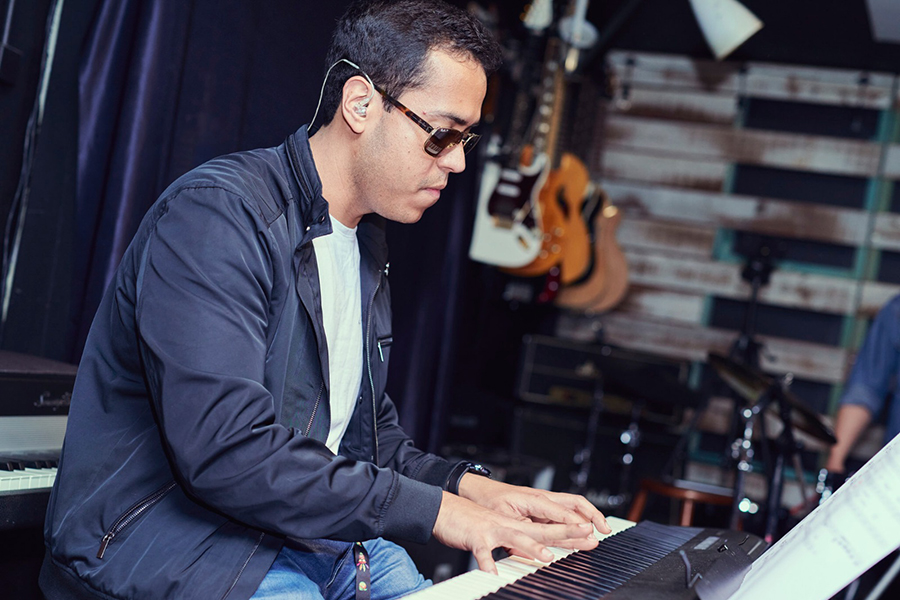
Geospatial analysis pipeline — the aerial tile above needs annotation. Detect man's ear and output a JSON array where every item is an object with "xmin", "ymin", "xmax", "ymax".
[{"xmin": 341, "ymin": 76, "xmax": 376, "ymax": 133}]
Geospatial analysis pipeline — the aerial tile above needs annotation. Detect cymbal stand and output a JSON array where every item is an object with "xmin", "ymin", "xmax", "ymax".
[
  {"xmin": 725, "ymin": 245, "xmax": 776, "ymax": 524},
  {"xmin": 730, "ymin": 243, "xmax": 775, "ymax": 366},
  {"xmin": 614, "ymin": 400, "xmax": 643, "ymax": 506},
  {"xmin": 571, "ymin": 373, "xmax": 604, "ymax": 496},
  {"xmin": 763, "ymin": 374, "xmax": 807, "ymax": 543},
  {"xmin": 729, "ymin": 388, "xmax": 766, "ymax": 530}
]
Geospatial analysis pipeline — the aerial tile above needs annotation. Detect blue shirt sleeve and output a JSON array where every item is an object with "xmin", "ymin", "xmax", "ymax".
[{"xmin": 839, "ymin": 296, "xmax": 900, "ymax": 423}]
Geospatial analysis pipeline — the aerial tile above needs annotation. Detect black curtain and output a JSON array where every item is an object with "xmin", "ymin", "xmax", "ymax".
[
  {"xmin": 71, "ymin": 0, "xmax": 350, "ymax": 358},
  {"xmin": 4, "ymin": 0, "xmax": 470, "ymax": 450}
]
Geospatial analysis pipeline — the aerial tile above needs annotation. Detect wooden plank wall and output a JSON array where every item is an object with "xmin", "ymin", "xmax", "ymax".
[{"xmin": 555, "ymin": 50, "xmax": 900, "ymax": 476}]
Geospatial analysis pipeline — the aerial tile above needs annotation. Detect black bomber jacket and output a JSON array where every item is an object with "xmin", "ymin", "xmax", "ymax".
[{"xmin": 40, "ymin": 126, "xmax": 457, "ymax": 600}]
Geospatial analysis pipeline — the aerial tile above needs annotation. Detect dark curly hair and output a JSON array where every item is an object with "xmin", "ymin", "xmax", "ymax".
[{"xmin": 315, "ymin": 0, "xmax": 502, "ymax": 128}]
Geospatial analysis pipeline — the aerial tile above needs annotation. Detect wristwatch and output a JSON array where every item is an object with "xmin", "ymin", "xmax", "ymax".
[{"xmin": 447, "ymin": 461, "xmax": 492, "ymax": 495}]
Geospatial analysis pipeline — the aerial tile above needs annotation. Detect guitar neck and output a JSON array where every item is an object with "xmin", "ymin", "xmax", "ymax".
[{"xmin": 527, "ymin": 36, "xmax": 566, "ymax": 167}]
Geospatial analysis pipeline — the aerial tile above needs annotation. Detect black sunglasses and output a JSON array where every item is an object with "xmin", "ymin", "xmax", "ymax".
[{"xmin": 374, "ymin": 85, "xmax": 480, "ymax": 157}]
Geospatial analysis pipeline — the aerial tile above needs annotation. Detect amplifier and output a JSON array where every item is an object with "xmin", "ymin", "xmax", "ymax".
[{"xmin": 516, "ymin": 334, "xmax": 695, "ymax": 416}]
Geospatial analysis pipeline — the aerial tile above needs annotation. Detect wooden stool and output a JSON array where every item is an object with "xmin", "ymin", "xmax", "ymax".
[{"xmin": 627, "ymin": 478, "xmax": 735, "ymax": 527}]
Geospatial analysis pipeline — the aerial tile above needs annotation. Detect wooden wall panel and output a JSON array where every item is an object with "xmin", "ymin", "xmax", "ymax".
[
  {"xmin": 605, "ymin": 181, "xmax": 870, "ymax": 247},
  {"xmin": 606, "ymin": 51, "xmax": 896, "ymax": 109},
  {"xmin": 551, "ymin": 50, "xmax": 900, "ymax": 471},
  {"xmin": 599, "ymin": 148, "xmax": 728, "ymax": 190},
  {"xmin": 605, "ymin": 115, "xmax": 882, "ymax": 178},
  {"xmin": 557, "ymin": 312, "xmax": 848, "ymax": 384},
  {"xmin": 611, "ymin": 87, "xmax": 738, "ymax": 124}
]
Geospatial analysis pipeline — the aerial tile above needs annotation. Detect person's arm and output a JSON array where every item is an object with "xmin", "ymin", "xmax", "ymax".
[
  {"xmin": 369, "ymin": 391, "xmax": 457, "ymax": 488},
  {"xmin": 825, "ymin": 404, "xmax": 873, "ymax": 473},
  {"xmin": 825, "ymin": 298, "xmax": 900, "ymax": 473}
]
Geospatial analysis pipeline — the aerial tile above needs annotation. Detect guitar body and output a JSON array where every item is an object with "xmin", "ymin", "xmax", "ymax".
[
  {"xmin": 501, "ymin": 151, "xmax": 592, "ymax": 282},
  {"xmin": 555, "ymin": 197, "xmax": 629, "ymax": 313},
  {"xmin": 500, "ymin": 149, "xmax": 566, "ymax": 278},
  {"xmin": 469, "ymin": 156, "xmax": 547, "ymax": 268},
  {"xmin": 553, "ymin": 152, "xmax": 592, "ymax": 285}
]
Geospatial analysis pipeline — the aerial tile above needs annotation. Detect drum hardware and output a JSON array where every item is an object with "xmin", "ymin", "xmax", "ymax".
[{"xmin": 708, "ymin": 352, "xmax": 836, "ymax": 540}]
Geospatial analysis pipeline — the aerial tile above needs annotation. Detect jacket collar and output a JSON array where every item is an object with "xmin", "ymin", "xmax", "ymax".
[
  {"xmin": 285, "ymin": 125, "xmax": 330, "ymax": 244},
  {"xmin": 285, "ymin": 125, "xmax": 389, "ymax": 269}
]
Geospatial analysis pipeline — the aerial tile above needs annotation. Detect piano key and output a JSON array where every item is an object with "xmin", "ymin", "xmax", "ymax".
[
  {"xmin": 0, "ymin": 467, "xmax": 56, "ymax": 492},
  {"xmin": 548, "ymin": 556, "xmax": 631, "ymax": 586},
  {"xmin": 407, "ymin": 519, "xmax": 768, "ymax": 600}
]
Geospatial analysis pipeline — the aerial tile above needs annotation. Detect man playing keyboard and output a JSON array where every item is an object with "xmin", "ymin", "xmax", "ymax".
[{"xmin": 39, "ymin": 2, "xmax": 610, "ymax": 600}]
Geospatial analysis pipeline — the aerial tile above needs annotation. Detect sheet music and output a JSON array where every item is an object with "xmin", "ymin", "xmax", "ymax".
[{"xmin": 728, "ymin": 432, "xmax": 900, "ymax": 600}]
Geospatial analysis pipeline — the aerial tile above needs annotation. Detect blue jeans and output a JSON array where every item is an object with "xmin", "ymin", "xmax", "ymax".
[{"xmin": 251, "ymin": 538, "xmax": 431, "ymax": 600}]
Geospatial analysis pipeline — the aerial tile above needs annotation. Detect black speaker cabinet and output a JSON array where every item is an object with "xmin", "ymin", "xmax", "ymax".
[{"xmin": 511, "ymin": 335, "xmax": 693, "ymax": 515}]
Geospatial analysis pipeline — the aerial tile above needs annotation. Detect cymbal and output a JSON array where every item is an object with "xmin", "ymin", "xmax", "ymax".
[{"xmin": 708, "ymin": 352, "xmax": 836, "ymax": 445}]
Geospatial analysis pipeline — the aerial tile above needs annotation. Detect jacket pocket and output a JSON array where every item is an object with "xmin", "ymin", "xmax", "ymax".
[
  {"xmin": 376, "ymin": 334, "xmax": 393, "ymax": 363},
  {"xmin": 97, "ymin": 481, "xmax": 177, "ymax": 559}
]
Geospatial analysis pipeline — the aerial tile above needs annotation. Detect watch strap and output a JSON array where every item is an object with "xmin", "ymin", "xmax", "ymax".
[{"xmin": 447, "ymin": 461, "xmax": 491, "ymax": 495}]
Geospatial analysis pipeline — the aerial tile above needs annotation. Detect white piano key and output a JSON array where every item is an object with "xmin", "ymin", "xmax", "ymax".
[
  {"xmin": 0, "ymin": 467, "xmax": 57, "ymax": 491},
  {"xmin": 22, "ymin": 467, "xmax": 53, "ymax": 488},
  {"xmin": 405, "ymin": 518, "xmax": 639, "ymax": 600},
  {"xmin": 0, "ymin": 471, "xmax": 29, "ymax": 491}
]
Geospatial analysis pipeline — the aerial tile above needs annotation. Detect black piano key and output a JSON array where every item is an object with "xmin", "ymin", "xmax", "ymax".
[
  {"xmin": 480, "ymin": 524, "xmax": 758, "ymax": 600},
  {"xmin": 526, "ymin": 565, "xmax": 619, "ymax": 594},
  {"xmin": 588, "ymin": 538, "xmax": 668, "ymax": 565},
  {"xmin": 559, "ymin": 571, "xmax": 631, "ymax": 590},
  {"xmin": 570, "ymin": 546, "xmax": 647, "ymax": 574},
  {"xmin": 556, "ymin": 551, "xmax": 636, "ymax": 581},
  {"xmin": 0, "ymin": 452, "xmax": 60, "ymax": 471},
  {"xmin": 515, "ymin": 562, "xmax": 623, "ymax": 597},
  {"xmin": 485, "ymin": 585, "xmax": 548, "ymax": 600},
  {"xmin": 485, "ymin": 567, "xmax": 599, "ymax": 600},
  {"xmin": 513, "ymin": 575, "xmax": 603, "ymax": 600},
  {"xmin": 599, "ymin": 533, "xmax": 673, "ymax": 557},
  {"xmin": 559, "ymin": 557, "xmax": 632, "ymax": 586},
  {"xmin": 531, "ymin": 560, "xmax": 619, "ymax": 589},
  {"xmin": 556, "ymin": 551, "xmax": 637, "ymax": 583},
  {"xmin": 0, "ymin": 457, "xmax": 27, "ymax": 471}
]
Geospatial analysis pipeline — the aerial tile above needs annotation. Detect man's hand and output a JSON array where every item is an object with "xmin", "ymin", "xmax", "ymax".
[
  {"xmin": 458, "ymin": 474, "xmax": 611, "ymax": 535},
  {"xmin": 432, "ymin": 491, "xmax": 600, "ymax": 574}
]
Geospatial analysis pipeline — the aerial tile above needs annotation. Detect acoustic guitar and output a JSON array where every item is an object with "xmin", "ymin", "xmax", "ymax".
[{"xmin": 555, "ymin": 185, "xmax": 629, "ymax": 312}]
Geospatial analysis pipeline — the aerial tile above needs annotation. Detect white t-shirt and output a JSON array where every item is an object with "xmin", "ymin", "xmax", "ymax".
[{"xmin": 312, "ymin": 215, "xmax": 363, "ymax": 453}]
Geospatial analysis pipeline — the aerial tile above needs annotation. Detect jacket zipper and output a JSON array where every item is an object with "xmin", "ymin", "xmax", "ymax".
[
  {"xmin": 376, "ymin": 335, "xmax": 392, "ymax": 362},
  {"xmin": 304, "ymin": 381, "xmax": 325, "ymax": 437},
  {"xmin": 364, "ymin": 264, "xmax": 387, "ymax": 465},
  {"xmin": 97, "ymin": 481, "xmax": 177, "ymax": 559},
  {"xmin": 221, "ymin": 531, "xmax": 265, "ymax": 600}
]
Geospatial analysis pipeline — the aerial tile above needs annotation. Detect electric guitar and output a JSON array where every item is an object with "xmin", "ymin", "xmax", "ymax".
[
  {"xmin": 468, "ymin": 0, "xmax": 554, "ymax": 269},
  {"xmin": 502, "ymin": 0, "xmax": 595, "ymax": 285}
]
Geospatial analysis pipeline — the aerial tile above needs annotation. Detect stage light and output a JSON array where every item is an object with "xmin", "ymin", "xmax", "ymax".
[{"xmin": 689, "ymin": 0, "xmax": 763, "ymax": 60}]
